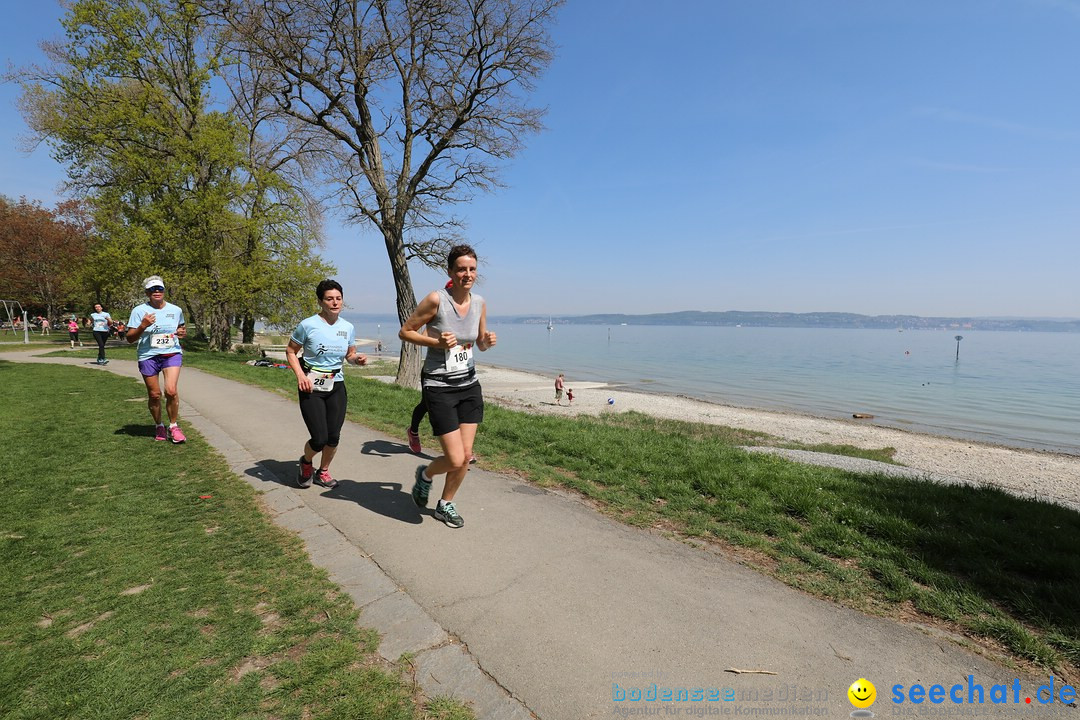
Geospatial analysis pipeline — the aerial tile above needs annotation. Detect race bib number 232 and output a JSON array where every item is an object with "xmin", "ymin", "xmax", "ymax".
[{"xmin": 150, "ymin": 333, "xmax": 175, "ymax": 348}]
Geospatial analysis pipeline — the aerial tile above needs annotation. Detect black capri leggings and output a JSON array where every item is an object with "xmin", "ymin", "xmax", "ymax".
[
  {"xmin": 409, "ymin": 398, "xmax": 428, "ymax": 432},
  {"xmin": 93, "ymin": 330, "xmax": 109, "ymax": 361},
  {"xmin": 298, "ymin": 380, "xmax": 348, "ymax": 452}
]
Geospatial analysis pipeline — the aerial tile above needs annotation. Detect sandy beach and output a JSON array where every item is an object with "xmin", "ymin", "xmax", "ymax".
[{"xmin": 467, "ymin": 363, "xmax": 1080, "ymax": 513}]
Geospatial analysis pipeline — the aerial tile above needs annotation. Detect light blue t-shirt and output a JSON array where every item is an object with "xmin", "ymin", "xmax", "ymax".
[
  {"xmin": 290, "ymin": 314, "xmax": 356, "ymax": 382},
  {"xmin": 91, "ymin": 311, "xmax": 112, "ymax": 332},
  {"xmin": 128, "ymin": 302, "xmax": 185, "ymax": 361}
]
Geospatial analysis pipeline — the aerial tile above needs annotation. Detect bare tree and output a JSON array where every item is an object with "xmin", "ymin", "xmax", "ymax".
[{"xmin": 210, "ymin": 0, "xmax": 562, "ymax": 385}]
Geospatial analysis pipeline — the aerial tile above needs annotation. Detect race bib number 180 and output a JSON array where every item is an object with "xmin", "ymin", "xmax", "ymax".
[{"xmin": 445, "ymin": 343, "xmax": 473, "ymax": 374}]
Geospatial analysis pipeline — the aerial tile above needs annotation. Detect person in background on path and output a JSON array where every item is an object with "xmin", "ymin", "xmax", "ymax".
[
  {"xmin": 127, "ymin": 275, "xmax": 188, "ymax": 443},
  {"xmin": 399, "ymin": 244, "xmax": 495, "ymax": 528},
  {"xmin": 286, "ymin": 279, "xmax": 367, "ymax": 490},
  {"xmin": 67, "ymin": 318, "xmax": 82, "ymax": 348},
  {"xmin": 567, "ymin": 388, "xmax": 574, "ymax": 405},
  {"xmin": 90, "ymin": 303, "xmax": 112, "ymax": 365},
  {"xmin": 405, "ymin": 281, "xmax": 454, "ymax": 456},
  {"xmin": 407, "ymin": 398, "xmax": 427, "ymax": 453},
  {"xmin": 408, "ymin": 398, "xmax": 477, "ymax": 463},
  {"xmin": 40, "ymin": 317, "xmax": 51, "ymax": 335},
  {"xmin": 555, "ymin": 372, "xmax": 565, "ymax": 405}
]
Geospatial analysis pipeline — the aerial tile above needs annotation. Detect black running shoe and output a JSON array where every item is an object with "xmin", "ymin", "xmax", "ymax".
[
  {"xmin": 434, "ymin": 501, "xmax": 464, "ymax": 528},
  {"xmin": 411, "ymin": 465, "xmax": 431, "ymax": 507}
]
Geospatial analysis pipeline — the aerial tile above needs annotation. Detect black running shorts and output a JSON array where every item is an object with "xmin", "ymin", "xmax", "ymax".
[{"xmin": 422, "ymin": 382, "xmax": 484, "ymax": 436}]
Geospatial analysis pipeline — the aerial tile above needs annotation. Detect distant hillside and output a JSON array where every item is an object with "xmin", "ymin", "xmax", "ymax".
[{"xmin": 511, "ymin": 311, "xmax": 1080, "ymax": 332}]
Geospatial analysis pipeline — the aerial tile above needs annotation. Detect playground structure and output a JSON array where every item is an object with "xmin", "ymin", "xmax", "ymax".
[{"xmin": 1, "ymin": 299, "xmax": 31, "ymax": 343}]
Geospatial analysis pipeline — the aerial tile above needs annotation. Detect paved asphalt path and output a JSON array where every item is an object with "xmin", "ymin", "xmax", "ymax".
[{"xmin": 9, "ymin": 349, "xmax": 1076, "ymax": 719}]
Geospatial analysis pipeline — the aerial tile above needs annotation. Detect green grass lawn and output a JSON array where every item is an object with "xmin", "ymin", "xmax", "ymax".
[
  {"xmin": 0, "ymin": 361, "xmax": 473, "ymax": 720},
  {"xmin": 0, "ymin": 334, "xmax": 78, "ymax": 351},
  {"xmin": 33, "ymin": 344, "xmax": 1080, "ymax": 679}
]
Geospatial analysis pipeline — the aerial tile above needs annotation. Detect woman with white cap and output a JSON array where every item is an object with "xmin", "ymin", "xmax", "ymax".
[{"xmin": 126, "ymin": 275, "xmax": 188, "ymax": 443}]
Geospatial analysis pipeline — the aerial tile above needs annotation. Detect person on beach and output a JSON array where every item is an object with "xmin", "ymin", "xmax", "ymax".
[
  {"xmin": 555, "ymin": 373, "xmax": 565, "ymax": 405},
  {"xmin": 286, "ymin": 279, "xmax": 367, "ymax": 490},
  {"xmin": 567, "ymin": 388, "xmax": 574, "ymax": 405},
  {"xmin": 90, "ymin": 303, "xmax": 112, "ymax": 365},
  {"xmin": 127, "ymin": 275, "xmax": 188, "ymax": 443},
  {"xmin": 67, "ymin": 318, "xmax": 82, "ymax": 348},
  {"xmin": 399, "ymin": 244, "xmax": 495, "ymax": 528}
]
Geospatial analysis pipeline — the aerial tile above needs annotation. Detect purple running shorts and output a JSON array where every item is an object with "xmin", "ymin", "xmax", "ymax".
[{"xmin": 138, "ymin": 352, "xmax": 183, "ymax": 377}]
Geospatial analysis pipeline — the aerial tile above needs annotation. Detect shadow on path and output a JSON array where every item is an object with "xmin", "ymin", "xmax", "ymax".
[
  {"xmin": 362, "ymin": 438, "xmax": 433, "ymax": 461},
  {"xmin": 323, "ymin": 479, "xmax": 424, "ymax": 525},
  {"xmin": 246, "ymin": 458, "xmax": 295, "ymax": 488},
  {"xmin": 246, "ymin": 458, "xmax": 425, "ymax": 525}
]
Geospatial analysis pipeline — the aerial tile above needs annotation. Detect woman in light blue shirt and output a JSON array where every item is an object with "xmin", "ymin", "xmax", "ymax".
[
  {"xmin": 90, "ymin": 303, "xmax": 112, "ymax": 365},
  {"xmin": 126, "ymin": 275, "xmax": 188, "ymax": 443},
  {"xmin": 286, "ymin": 280, "xmax": 368, "ymax": 490}
]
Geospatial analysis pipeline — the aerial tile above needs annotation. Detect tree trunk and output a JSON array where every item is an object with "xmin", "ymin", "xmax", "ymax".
[
  {"xmin": 242, "ymin": 313, "xmax": 255, "ymax": 343},
  {"xmin": 180, "ymin": 295, "xmax": 199, "ymax": 335},
  {"xmin": 385, "ymin": 228, "xmax": 422, "ymax": 388},
  {"xmin": 207, "ymin": 301, "xmax": 232, "ymax": 351}
]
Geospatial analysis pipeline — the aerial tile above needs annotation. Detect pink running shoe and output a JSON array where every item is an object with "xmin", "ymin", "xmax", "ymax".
[
  {"xmin": 314, "ymin": 469, "xmax": 338, "ymax": 489},
  {"xmin": 169, "ymin": 425, "xmax": 187, "ymax": 444},
  {"xmin": 155, "ymin": 425, "xmax": 167, "ymax": 441},
  {"xmin": 407, "ymin": 428, "xmax": 422, "ymax": 454}
]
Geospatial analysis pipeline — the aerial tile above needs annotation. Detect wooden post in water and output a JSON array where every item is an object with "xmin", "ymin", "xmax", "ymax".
[{"xmin": 954, "ymin": 335, "xmax": 963, "ymax": 361}]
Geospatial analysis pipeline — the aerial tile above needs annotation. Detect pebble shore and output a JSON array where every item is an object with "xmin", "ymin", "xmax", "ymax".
[{"xmin": 474, "ymin": 364, "xmax": 1080, "ymax": 513}]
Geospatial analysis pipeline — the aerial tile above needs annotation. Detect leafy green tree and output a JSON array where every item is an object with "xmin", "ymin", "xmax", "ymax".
[{"xmin": 16, "ymin": 0, "xmax": 332, "ymax": 350}]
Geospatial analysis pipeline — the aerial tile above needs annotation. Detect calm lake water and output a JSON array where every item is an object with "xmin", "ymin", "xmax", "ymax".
[{"xmin": 356, "ymin": 319, "xmax": 1080, "ymax": 455}]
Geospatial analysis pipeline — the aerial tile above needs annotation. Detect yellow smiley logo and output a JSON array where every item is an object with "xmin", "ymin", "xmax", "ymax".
[{"xmin": 848, "ymin": 678, "xmax": 876, "ymax": 709}]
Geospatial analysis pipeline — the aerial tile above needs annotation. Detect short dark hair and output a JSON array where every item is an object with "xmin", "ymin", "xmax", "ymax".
[
  {"xmin": 447, "ymin": 244, "xmax": 477, "ymax": 271},
  {"xmin": 316, "ymin": 279, "xmax": 343, "ymax": 301}
]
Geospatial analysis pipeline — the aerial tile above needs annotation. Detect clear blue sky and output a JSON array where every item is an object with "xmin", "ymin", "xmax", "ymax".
[{"xmin": 3, "ymin": 0, "xmax": 1079, "ymax": 318}]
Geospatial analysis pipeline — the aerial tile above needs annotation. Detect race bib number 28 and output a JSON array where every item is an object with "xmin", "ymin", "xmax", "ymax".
[{"xmin": 306, "ymin": 370, "xmax": 336, "ymax": 392}]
